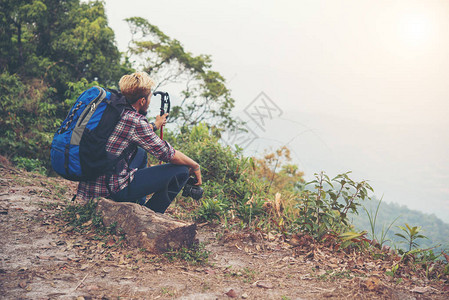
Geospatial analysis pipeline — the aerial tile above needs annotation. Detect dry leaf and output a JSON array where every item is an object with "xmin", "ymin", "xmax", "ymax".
[{"xmin": 364, "ymin": 277, "xmax": 380, "ymax": 291}]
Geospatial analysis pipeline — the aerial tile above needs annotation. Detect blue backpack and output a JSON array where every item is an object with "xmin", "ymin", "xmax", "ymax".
[{"xmin": 51, "ymin": 86, "xmax": 131, "ymax": 181}]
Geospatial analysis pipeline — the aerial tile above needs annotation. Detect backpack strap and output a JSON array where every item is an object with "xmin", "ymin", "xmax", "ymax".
[{"xmin": 70, "ymin": 87, "xmax": 106, "ymax": 146}]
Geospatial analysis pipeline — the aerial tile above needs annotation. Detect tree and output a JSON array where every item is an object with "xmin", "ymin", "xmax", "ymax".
[
  {"xmin": 0, "ymin": 0, "xmax": 129, "ymax": 167},
  {"xmin": 125, "ymin": 17, "xmax": 236, "ymax": 131},
  {"xmin": 0, "ymin": 0, "xmax": 124, "ymax": 95},
  {"xmin": 0, "ymin": 0, "xmax": 49, "ymax": 73}
]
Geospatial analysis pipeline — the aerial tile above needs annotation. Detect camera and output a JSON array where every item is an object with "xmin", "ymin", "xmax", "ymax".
[{"xmin": 182, "ymin": 177, "xmax": 204, "ymax": 200}]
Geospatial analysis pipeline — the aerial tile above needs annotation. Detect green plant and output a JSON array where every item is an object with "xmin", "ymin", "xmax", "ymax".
[
  {"xmin": 395, "ymin": 223, "xmax": 428, "ymax": 252},
  {"xmin": 444, "ymin": 262, "xmax": 449, "ymax": 276},
  {"xmin": 294, "ymin": 171, "xmax": 372, "ymax": 240},
  {"xmin": 195, "ymin": 197, "xmax": 227, "ymax": 222},
  {"xmin": 317, "ymin": 270, "xmax": 354, "ymax": 282},
  {"xmin": 226, "ymin": 267, "xmax": 258, "ymax": 283},
  {"xmin": 235, "ymin": 196, "xmax": 266, "ymax": 225},
  {"xmin": 416, "ymin": 249, "xmax": 440, "ymax": 278},
  {"xmin": 163, "ymin": 243, "xmax": 210, "ymax": 265},
  {"xmin": 160, "ymin": 287, "xmax": 176, "ymax": 297},
  {"xmin": 338, "ymin": 230, "xmax": 369, "ymax": 250},
  {"xmin": 363, "ymin": 196, "xmax": 399, "ymax": 248},
  {"xmin": 12, "ymin": 156, "xmax": 47, "ymax": 175},
  {"xmin": 126, "ymin": 17, "xmax": 236, "ymax": 130},
  {"xmin": 60, "ymin": 200, "xmax": 120, "ymax": 238}
]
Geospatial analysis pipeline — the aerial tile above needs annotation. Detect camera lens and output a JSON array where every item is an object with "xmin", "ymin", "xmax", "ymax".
[{"xmin": 182, "ymin": 177, "xmax": 204, "ymax": 200}]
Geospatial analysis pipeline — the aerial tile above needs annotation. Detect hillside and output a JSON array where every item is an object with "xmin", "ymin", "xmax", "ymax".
[
  {"xmin": 1, "ymin": 164, "xmax": 448, "ymax": 299},
  {"xmin": 350, "ymin": 198, "xmax": 449, "ymax": 252}
]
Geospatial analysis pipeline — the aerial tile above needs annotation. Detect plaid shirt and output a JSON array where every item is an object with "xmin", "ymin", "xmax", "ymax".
[{"xmin": 76, "ymin": 108, "xmax": 175, "ymax": 200}]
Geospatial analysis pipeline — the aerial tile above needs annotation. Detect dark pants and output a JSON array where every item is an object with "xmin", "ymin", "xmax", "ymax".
[{"xmin": 111, "ymin": 148, "xmax": 189, "ymax": 213}]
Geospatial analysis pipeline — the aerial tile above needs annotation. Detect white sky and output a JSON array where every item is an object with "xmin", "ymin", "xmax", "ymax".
[{"xmin": 103, "ymin": 0, "xmax": 449, "ymax": 222}]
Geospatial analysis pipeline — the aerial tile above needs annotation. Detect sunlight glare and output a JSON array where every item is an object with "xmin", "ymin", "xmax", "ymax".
[{"xmin": 398, "ymin": 14, "xmax": 434, "ymax": 46}]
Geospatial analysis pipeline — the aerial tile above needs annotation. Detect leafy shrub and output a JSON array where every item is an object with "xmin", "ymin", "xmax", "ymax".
[
  {"xmin": 12, "ymin": 156, "xmax": 47, "ymax": 175},
  {"xmin": 195, "ymin": 197, "xmax": 228, "ymax": 222},
  {"xmin": 395, "ymin": 223, "xmax": 428, "ymax": 252},
  {"xmin": 0, "ymin": 72, "xmax": 58, "ymax": 171},
  {"xmin": 163, "ymin": 243, "xmax": 210, "ymax": 265},
  {"xmin": 293, "ymin": 171, "xmax": 373, "ymax": 240}
]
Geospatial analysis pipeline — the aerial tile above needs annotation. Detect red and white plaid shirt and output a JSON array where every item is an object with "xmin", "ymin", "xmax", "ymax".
[{"xmin": 76, "ymin": 108, "xmax": 175, "ymax": 200}]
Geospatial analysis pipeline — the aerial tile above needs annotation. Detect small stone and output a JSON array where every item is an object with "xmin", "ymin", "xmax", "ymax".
[
  {"xmin": 241, "ymin": 292, "xmax": 249, "ymax": 299},
  {"xmin": 225, "ymin": 289, "xmax": 238, "ymax": 298},
  {"xmin": 86, "ymin": 284, "xmax": 99, "ymax": 291},
  {"xmin": 18, "ymin": 281, "xmax": 27, "ymax": 289},
  {"xmin": 256, "ymin": 281, "xmax": 274, "ymax": 289}
]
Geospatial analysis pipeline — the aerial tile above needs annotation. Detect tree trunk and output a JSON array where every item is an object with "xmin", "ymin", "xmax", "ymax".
[{"xmin": 96, "ymin": 198, "xmax": 197, "ymax": 253}]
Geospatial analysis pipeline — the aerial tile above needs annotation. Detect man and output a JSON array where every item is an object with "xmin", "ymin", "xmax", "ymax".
[{"xmin": 76, "ymin": 72, "xmax": 202, "ymax": 213}]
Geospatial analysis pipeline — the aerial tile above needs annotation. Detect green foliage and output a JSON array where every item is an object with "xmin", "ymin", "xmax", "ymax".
[
  {"xmin": 294, "ymin": 171, "xmax": 372, "ymax": 240},
  {"xmin": 167, "ymin": 124, "xmax": 273, "ymax": 225},
  {"xmin": 416, "ymin": 249, "xmax": 440, "ymax": 279},
  {"xmin": 0, "ymin": 0, "xmax": 130, "ymax": 171},
  {"xmin": 125, "ymin": 17, "xmax": 236, "ymax": 130},
  {"xmin": 351, "ymin": 198, "xmax": 449, "ymax": 252},
  {"xmin": 163, "ymin": 243, "xmax": 210, "ymax": 265},
  {"xmin": 60, "ymin": 199, "xmax": 120, "ymax": 238},
  {"xmin": 338, "ymin": 230, "xmax": 369, "ymax": 250},
  {"xmin": 12, "ymin": 156, "xmax": 47, "ymax": 175},
  {"xmin": 195, "ymin": 197, "xmax": 227, "ymax": 222},
  {"xmin": 0, "ymin": 0, "xmax": 124, "ymax": 94},
  {"xmin": 235, "ymin": 196, "xmax": 266, "ymax": 225},
  {"xmin": 316, "ymin": 269, "xmax": 354, "ymax": 282},
  {"xmin": 395, "ymin": 223, "xmax": 428, "ymax": 252},
  {"xmin": 61, "ymin": 199, "xmax": 102, "ymax": 231},
  {"xmin": 363, "ymin": 196, "xmax": 399, "ymax": 248},
  {"xmin": 0, "ymin": 72, "xmax": 58, "ymax": 167},
  {"xmin": 172, "ymin": 124, "xmax": 263, "ymax": 202}
]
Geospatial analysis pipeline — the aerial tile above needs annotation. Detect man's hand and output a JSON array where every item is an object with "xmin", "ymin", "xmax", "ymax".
[
  {"xmin": 155, "ymin": 113, "xmax": 168, "ymax": 130},
  {"xmin": 170, "ymin": 150, "xmax": 202, "ymax": 185},
  {"xmin": 190, "ymin": 166, "xmax": 202, "ymax": 185}
]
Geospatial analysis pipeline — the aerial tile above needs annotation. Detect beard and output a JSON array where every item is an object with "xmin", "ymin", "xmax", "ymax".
[{"xmin": 138, "ymin": 108, "xmax": 148, "ymax": 116}]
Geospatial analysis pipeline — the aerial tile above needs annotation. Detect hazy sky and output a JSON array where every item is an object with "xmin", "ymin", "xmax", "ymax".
[{"xmin": 103, "ymin": 0, "xmax": 449, "ymax": 222}]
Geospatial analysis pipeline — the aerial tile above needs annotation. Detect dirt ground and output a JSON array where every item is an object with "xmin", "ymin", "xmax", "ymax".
[{"xmin": 1, "ymin": 165, "xmax": 448, "ymax": 299}]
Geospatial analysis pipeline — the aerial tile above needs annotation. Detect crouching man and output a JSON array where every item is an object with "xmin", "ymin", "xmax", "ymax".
[{"xmin": 76, "ymin": 72, "xmax": 202, "ymax": 213}]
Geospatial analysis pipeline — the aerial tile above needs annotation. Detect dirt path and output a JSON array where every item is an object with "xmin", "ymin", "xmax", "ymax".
[{"xmin": 0, "ymin": 167, "xmax": 447, "ymax": 299}]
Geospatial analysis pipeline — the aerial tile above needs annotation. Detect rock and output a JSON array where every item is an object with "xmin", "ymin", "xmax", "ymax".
[
  {"xmin": 256, "ymin": 281, "xmax": 274, "ymax": 289},
  {"xmin": 225, "ymin": 289, "xmax": 238, "ymax": 298},
  {"xmin": 96, "ymin": 198, "xmax": 197, "ymax": 253}
]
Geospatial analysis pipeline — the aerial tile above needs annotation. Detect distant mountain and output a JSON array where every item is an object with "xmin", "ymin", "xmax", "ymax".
[{"xmin": 349, "ymin": 197, "xmax": 449, "ymax": 253}]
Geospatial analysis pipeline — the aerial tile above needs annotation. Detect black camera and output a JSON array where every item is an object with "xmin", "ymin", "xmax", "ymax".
[{"xmin": 182, "ymin": 177, "xmax": 204, "ymax": 200}]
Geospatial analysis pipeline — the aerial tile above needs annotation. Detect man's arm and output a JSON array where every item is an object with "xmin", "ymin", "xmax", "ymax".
[{"xmin": 169, "ymin": 150, "xmax": 202, "ymax": 185}]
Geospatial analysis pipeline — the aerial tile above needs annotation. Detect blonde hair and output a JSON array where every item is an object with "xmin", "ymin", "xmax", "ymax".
[{"xmin": 119, "ymin": 72, "xmax": 155, "ymax": 103}]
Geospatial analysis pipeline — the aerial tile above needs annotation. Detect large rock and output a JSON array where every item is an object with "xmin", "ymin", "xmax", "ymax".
[{"xmin": 96, "ymin": 198, "xmax": 197, "ymax": 253}]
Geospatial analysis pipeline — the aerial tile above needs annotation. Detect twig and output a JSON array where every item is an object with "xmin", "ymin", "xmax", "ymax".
[
  {"xmin": 74, "ymin": 274, "xmax": 88, "ymax": 290},
  {"xmin": 309, "ymin": 286, "xmax": 336, "ymax": 293},
  {"xmin": 180, "ymin": 271, "xmax": 202, "ymax": 278}
]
